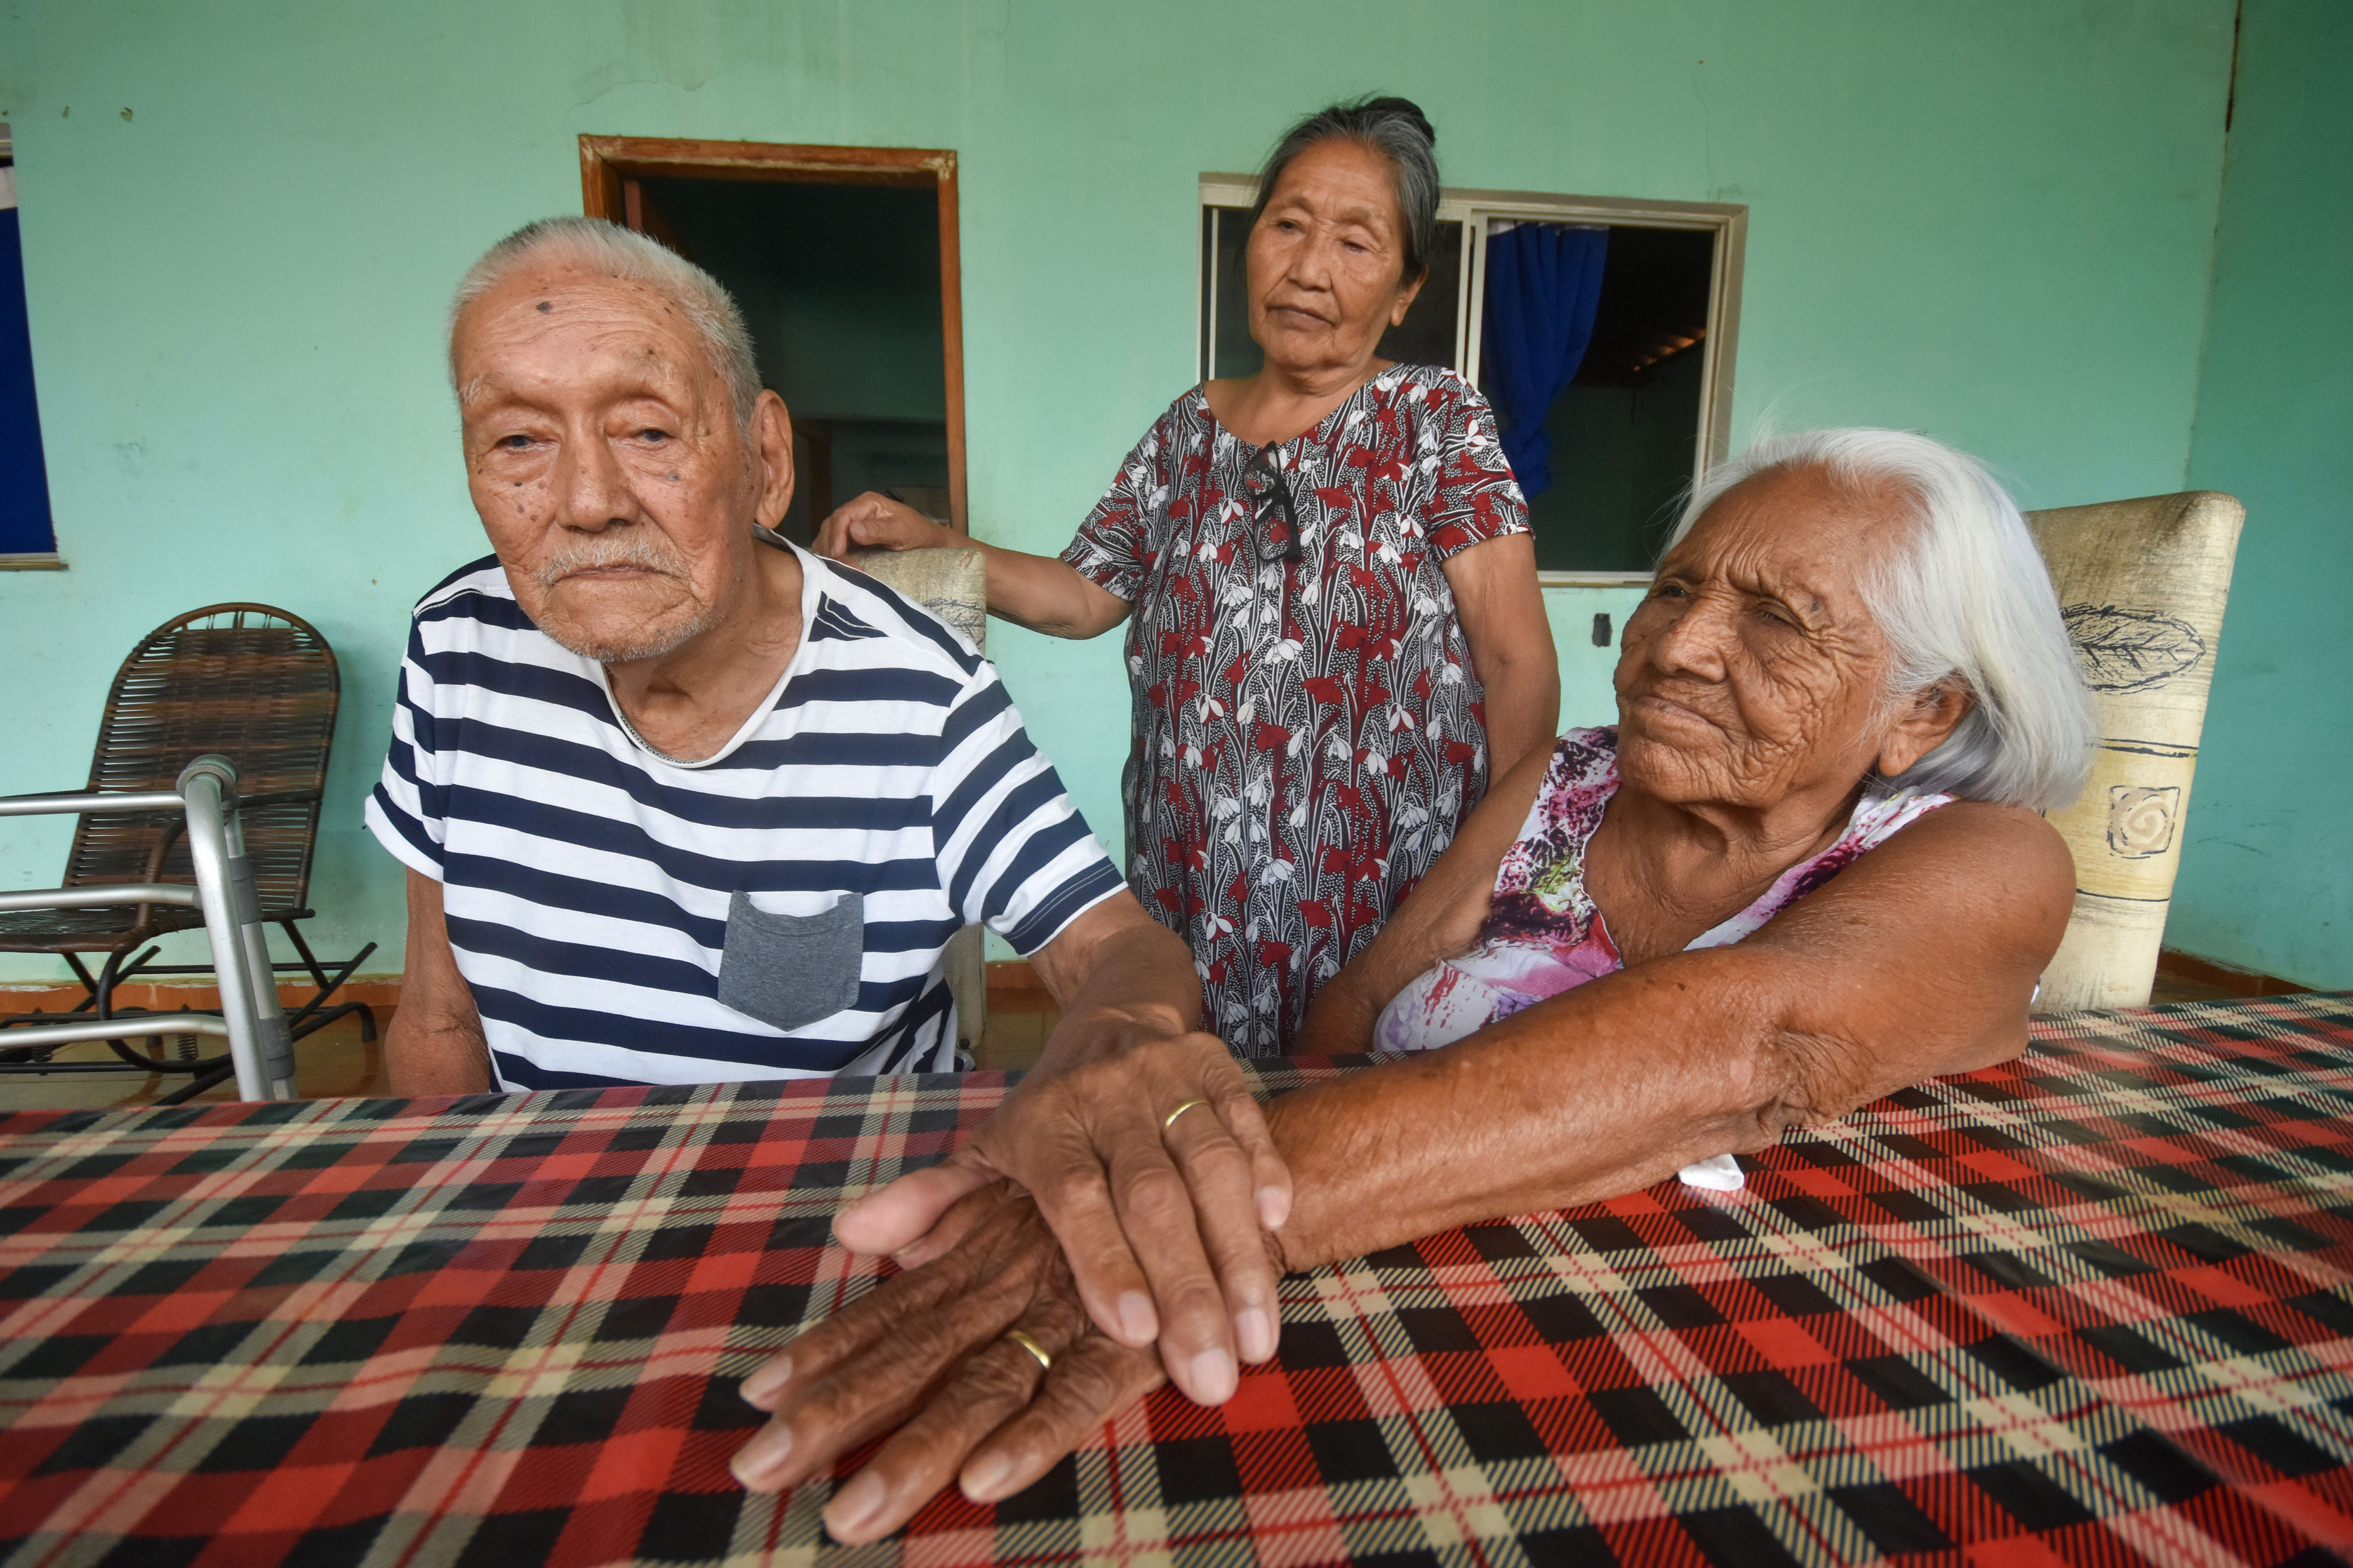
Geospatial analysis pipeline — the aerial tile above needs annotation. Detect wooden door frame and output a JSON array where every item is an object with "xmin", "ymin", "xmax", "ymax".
[{"xmin": 578, "ymin": 135, "xmax": 969, "ymax": 534}]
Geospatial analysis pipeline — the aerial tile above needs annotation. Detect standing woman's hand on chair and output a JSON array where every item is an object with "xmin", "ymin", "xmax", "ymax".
[
  {"xmin": 812, "ymin": 492, "xmax": 955, "ymax": 561},
  {"xmin": 815, "ymin": 491, "xmax": 1134, "ymax": 641}
]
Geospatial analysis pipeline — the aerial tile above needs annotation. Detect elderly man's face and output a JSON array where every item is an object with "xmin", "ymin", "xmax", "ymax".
[
  {"xmin": 454, "ymin": 265, "xmax": 792, "ymax": 663},
  {"xmin": 1613, "ymin": 465, "xmax": 1944, "ymax": 811}
]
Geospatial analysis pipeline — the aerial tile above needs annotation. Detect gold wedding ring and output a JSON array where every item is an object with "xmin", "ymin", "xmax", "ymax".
[
  {"xmin": 1163, "ymin": 1098, "xmax": 1209, "ymax": 1133},
  {"xmin": 1004, "ymin": 1328, "xmax": 1054, "ymax": 1372}
]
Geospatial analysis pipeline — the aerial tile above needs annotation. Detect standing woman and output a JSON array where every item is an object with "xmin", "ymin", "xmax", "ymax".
[{"xmin": 819, "ymin": 98, "xmax": 1558, "ymax": 1053}]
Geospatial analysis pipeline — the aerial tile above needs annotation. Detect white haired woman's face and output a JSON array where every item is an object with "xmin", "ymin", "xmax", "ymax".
[{"xmin": 1612, "ymin": 465, "xmax": 1972, "ymax": 813}]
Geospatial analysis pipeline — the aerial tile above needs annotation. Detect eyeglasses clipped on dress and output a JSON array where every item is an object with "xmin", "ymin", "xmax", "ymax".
[{"xmin": 1241, "ymin": 443, "xmax": 1306, "ymax": 564}]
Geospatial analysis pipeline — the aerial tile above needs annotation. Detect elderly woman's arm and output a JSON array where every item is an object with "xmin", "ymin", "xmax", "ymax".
[
  {"xmin": 1289, "ymin": 739, "xmax": 1552, "ymax": 1054},
  {"xmin": 735, "ymin": 802, "xmax": 2074, "ymax": 1537},
  {"xmin": 1442, "ymin": 532, "xmax": 1560, "ymax": 782},
  {"xmin": 1264, "ymin": 802, "xmax": 2071, "ymax": 1264},
  {"xmin": 813, "ymin": 493, "xmax": 1130, "ymax": 639}
]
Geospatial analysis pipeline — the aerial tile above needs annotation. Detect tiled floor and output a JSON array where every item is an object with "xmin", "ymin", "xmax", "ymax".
[
  {"xmin": 3, "ymin": 994, "xmax": 1067, "ymax": 1111},
  {"xmin": 0, "ymin": 1006, "xmax": 391, "ymax": 1111},
  {"xmin": 2147, "ymin": 969, "xmax": 2238, "ymax": 1004}
]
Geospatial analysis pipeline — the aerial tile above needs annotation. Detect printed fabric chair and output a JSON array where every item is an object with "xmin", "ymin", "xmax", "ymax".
[
  {"xmin": 2026, "ymin": 492, "xmax": 2246, "ymax": 1010},
  {"xmin": 0, "ymin": 603, "xmax": 377, "ymax": 1097},
  {"xmin": 846, "ymin": 545, "xmax": 991, "ymax": 1058}
]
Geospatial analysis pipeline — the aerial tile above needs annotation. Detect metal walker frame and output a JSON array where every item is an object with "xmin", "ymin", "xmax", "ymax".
[{"xmin": 0, "ymin": 756, "xmax": 297, "ymax": 1102}]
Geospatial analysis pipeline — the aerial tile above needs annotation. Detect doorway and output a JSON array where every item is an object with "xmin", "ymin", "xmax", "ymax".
[{"xmin": 579, "ymin": 137, "xmax": 967, "ymax": 541}]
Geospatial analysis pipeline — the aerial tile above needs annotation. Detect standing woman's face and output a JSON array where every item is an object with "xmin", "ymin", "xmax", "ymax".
[{"xmin": 1246, "ymin": 138, "xmax": 1425, "ymax": 379}]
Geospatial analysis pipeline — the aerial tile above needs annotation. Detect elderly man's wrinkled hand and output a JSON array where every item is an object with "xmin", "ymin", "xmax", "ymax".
[
  {"xmin": 833, "ymin": 1022, "xmax": 1290, "ymax": 1408},
  {"xmin": 811, "ymin": 492, "xmax": 951, "ymax": 562},
  {"xmin": 732, "ymin": 1181, "xmax": 1164, "ymax": 1544}
]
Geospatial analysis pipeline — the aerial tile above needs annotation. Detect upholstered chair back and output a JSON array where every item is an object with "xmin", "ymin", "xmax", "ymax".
[{"xmin": 2026, "ymin": 492, "xmax": 2246, "ymax": 1010}]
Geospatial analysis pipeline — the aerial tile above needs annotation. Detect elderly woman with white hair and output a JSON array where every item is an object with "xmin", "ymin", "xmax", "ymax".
[{"xmin": 732, "ymin": 428, "xmax": 2097, "ymax": 1542}]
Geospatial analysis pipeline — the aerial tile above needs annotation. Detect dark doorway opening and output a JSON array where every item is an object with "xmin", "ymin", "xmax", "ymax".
[
  {"xmin": 580, "ymin": 138, "xmax": 966, "ymax": 543},
  {"xmin": 642, "ymin": 179, "xmax": 948, "ymax": 542}
]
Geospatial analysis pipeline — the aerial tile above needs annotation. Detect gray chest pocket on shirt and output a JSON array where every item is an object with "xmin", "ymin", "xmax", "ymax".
[{"xmin": 717, "ymin": 890, "xmax": 864, "ymax": 1033}]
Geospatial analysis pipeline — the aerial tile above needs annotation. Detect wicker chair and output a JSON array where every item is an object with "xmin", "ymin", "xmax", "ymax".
[
  {"xmin": 2026, "ymin": 492, "xmax": 2246, "ymax": 1010},
  {"xmin": 0, "ymin": 604, "xmax": 376, "ymax": 1098}
]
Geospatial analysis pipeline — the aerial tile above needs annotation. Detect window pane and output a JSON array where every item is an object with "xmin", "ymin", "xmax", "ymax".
[
  {"xmin": 1480, "ymin": 222, "xmax": 1712, "ymax": 573},
  {"xmin": 1203, "ymin": 205, "xmax": 1260, "ymax": 382},
  {"xmin": 1374, "ymin": 219, "xmax": 1462, "ymax": 371},
  {"xmin": 1198, "ymin": 202, "xmax": 1216, "ymax": 379}
]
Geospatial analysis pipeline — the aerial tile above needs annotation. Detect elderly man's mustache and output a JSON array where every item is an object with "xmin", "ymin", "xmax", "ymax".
[{"xmin": 536, "ymin": 532, "xmax": 690, "ymax": 594}]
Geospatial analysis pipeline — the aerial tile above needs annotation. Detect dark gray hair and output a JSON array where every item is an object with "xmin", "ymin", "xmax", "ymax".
[
  {"xmin": 1248, "ymin": 96, "xmax": 1442, "ymax": 284},
  {"xmin": 1664, "ymin": 428, "xmax": 2098, "ymax": 812},
  {"xmin": 447, "ymin": 216, "xmax": 761, "ymax": 432}
]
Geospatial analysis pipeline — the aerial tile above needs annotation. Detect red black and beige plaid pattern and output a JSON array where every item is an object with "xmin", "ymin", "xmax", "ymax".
[{"xmin": 4, "ymin": 995, "xmax": 2351, "ymax": 1565}]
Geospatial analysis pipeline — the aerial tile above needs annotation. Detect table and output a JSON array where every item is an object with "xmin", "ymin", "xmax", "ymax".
[{"xmin": 3, "ymin": 995, "xmax": 2351, "ymax": 1566}]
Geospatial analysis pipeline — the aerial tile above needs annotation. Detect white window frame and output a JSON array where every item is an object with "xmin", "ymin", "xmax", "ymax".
[{"xmin": 1198, "ymin": 177, "xmax": 1747, "ymax": 587}]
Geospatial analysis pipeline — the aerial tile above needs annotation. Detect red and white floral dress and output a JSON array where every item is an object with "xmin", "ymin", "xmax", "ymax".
[{"xmin": 1060, "ymin": 365, "xmax": 1530, "ymax": 1054}]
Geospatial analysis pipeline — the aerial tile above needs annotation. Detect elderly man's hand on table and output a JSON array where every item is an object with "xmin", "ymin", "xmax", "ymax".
[
  {"xmin": 831, "ymin": 896, "xmax": 1291, "ymax": 1407},
  {"xmin": 733, "ymin": 1181, "xmax": 1165, "ymax": 1542}
]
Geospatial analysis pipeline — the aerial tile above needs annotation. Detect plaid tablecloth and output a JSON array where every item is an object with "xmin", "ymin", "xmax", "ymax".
[{"xmin": 4, "ymin": 995, "xmax": 2352, "ymax": 1566}]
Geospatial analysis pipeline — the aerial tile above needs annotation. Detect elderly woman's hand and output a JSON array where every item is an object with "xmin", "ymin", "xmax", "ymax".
[
  {"xmin": 812, "ymin": 492, "xmax": 955, "ymax": 561},
  {"xmin": 733, "ymin": 1180, "xmax": 1166, "ymax": 1544},
  {"xmin": 832, "ymin": 1020, "xmax": 1288, "ymax": 1406},
  {"xmin": 832, "ymin": 898, "xmax": 1290, "ymax": 1409}
]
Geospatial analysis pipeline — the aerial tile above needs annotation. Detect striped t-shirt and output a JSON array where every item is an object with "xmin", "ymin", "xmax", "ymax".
[{"xmin": 364, "ymin": 538, "xmax": 1124, "ymax": 1090}]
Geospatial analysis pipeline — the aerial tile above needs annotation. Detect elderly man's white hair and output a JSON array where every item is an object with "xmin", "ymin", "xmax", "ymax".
[
  {"xmin": 1664, "ymin": 428, "xmax": 2096, "ymax": 813},
  {"xmin": 447, "ymin": 217, "xmax": 762, "ymax": 430}
]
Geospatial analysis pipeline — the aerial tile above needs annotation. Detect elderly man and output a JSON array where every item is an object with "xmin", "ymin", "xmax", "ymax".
[{"xmin": 365, "ymin": 218, "xmax": 1290, "ymax": 1407}]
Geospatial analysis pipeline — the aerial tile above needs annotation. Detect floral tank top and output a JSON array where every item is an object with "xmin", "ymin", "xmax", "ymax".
[{"xmin": 1374, "ymin": 727, "xmax": 1954, "ymax": 1052}]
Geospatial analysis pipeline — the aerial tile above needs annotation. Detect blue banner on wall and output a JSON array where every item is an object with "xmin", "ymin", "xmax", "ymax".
[{"xmin": 0, "ymin": 177, "xmax": 57, "ymax": 557}]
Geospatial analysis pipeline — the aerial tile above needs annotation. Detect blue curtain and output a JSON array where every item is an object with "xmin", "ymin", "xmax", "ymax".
[
  {"xmin": 0, "ymin": 198, "xmax": 55, "ymax": 556},
  {"xmin": 1481, "ymin": 223, "xmax": 1607, "ymax": 500}
]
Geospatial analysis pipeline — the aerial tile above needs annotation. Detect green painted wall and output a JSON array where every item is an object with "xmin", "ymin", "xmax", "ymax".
[
  {"xmin": 0, "ymin": 1, "xmax": 2241, "ymax": 980},
  {"xmin": 2172, "ymin": 0, "xmax": 2353, "ymax": 987}
]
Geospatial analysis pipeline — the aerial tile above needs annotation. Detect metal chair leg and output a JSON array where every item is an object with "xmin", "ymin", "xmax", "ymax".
[
  {"xmin": 282, "ymin": 919, "xmax": 336, "ymax": 995},
  {"xmin": 90, "ymin": 947, "xmax": 167, "ymax": 1071},
  {"xmin": 280, "ymin": 931, "xmax": 376, "ymax": 1037},
  {"xmin": 63, "ymin": 951, "xmax": 104, "ymax": 1012},
  {"xmin": 110, "ymin": 941, "xmax": 167, "ymax": 992}
]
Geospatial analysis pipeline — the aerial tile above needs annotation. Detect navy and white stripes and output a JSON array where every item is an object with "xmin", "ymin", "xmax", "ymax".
[{"xmin": 365, "ymin": 541, "xmax": 1122, "ymax": 1089}]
